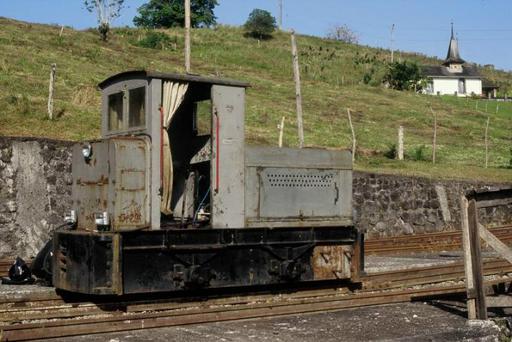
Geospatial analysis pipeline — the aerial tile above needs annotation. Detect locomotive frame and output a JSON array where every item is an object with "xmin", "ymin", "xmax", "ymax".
[{"xmin": 52, "ymin": 71, "xmax": 363, "ymax": 295}]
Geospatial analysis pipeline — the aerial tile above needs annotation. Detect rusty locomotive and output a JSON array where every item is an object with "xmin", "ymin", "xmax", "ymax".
[{"xmin": 44, "ymin": 71, "xmax": 363, "ymax": 295}]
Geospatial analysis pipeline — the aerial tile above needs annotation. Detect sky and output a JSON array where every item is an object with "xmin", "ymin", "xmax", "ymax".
[{"xmin": 1, "ymin": 0, "xmax": 511, "ymax": 70}]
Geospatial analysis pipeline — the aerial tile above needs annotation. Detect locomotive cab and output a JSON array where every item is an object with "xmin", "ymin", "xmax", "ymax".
[{"xmin": 52, "ymin": 71, "xmax": 363, "ymax": 295}]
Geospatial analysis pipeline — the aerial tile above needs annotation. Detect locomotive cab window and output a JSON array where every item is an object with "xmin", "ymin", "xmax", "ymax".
[
  {"xmin": 108, "ymin": 92, "xmax": 124, "ymax": 131},
  {"xmin": 128, "ymin": 87, "xmax": 146, "ymax": 128},
  {"xmin": 106, "ymin": 86, "xmax": 147, "ymax": 132}
]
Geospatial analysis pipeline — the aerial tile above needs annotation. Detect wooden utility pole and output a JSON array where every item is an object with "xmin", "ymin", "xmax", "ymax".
[
  {"xmin": 278, "ymin": 0, "xmax": 283, "ymax": 30},
  {"xmin": 291, "ymin": 30, "xmax": 304, "ymax": 148},
  {"xmin": 184, "ymin": 0, "xmax": 191, "ymax": 73},
  {"xmin": 48, "ymin": 63, "xmax": 56, "ymax": 120},
  {"xmin": 390, "ymin": 24, "xmax": 395, "ymax": 63},
  {"xmin": 347, "ymin": 108, "xmax": 356, "ymax": 163},
  {"xmin": 278, "ymin": 116, "xmax": 285, "ymax": 148},
  {"xmin": 485, "ymin": 116, "xmax": 490, "ymax": 168},
  {"xmin": 397, "ymin": 125, "xmax": 404, "ymax": 160},
  {"xmin": 431, "ymin": 107, "xmax": 437, "ymax": 164}
]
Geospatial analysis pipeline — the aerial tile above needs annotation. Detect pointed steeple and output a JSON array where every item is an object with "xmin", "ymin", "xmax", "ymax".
[{"xmin": 443, "ymin": 22, "xmax": 465, "ymax": 65}]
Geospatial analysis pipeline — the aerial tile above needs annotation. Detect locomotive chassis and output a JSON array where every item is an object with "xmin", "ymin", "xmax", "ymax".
[{"xmin": 54, "ymin": 227, "xmax": 362, "ymax": 295}]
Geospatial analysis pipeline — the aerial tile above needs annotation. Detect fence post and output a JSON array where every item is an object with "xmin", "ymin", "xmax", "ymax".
[
  {"xmin": 47, "ymin": 63, "xmax": 56, "ymax": 120},
  {"xmin": 347, "ymin": 108, "xmax": 356, "ymax": 163},
  {"xmin": 397, "ymin": 125, "xmax": 404, "ymax": 160},
  {"xmin": 430, "ymin": 107, "xmax": 437, "ymax": 164},
  {"xmin": 485, "ymin": 117, "xmax": 490, "ymax": 168},
  {"xmin": 184, "ymin": 0, "xmax": 191, "ymax": 73},
  {"xmin": 278, "ymin": 116, "xmax": 285, "ymax": 148},
  {"xmin": 467, "ymin": 198, "xmax": 487, "ymax": 319},
  {"xmin": 460, "ymin": 195, "xmax": 477, "ymax": 320}
]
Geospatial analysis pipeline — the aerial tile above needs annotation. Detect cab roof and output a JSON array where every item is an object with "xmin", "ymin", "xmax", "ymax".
[{"xmin": 98, "ymin": 70, "xmax": 251, "ymax": 90}]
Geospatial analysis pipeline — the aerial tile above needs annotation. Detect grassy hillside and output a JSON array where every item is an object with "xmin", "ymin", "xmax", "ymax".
[{"xmin": 0, "ymin": 18, "xmax": 511, "ymax": 181}]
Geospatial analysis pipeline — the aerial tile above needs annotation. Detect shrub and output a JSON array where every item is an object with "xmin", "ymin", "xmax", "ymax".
[
  {"xmin": 384, "ymin": 60, "xmax": 423, "ymax": 91},
  {"xmin": 410, "ymin": 145, "xmax": 427, "ymax": 161},
  {"xmin": 7, "ymin": 94, "xmax": 31, "ymax": 116},
  {"xmin": 244, "ymin": 9, "xmax": 277, "ymax": 40},
  {"xmin": 384, "ymin": 144, "xmax": 397, "ymax": 159},
  {"xmin": 136, "ymin": 31, "xmax": 176, "ymax": 50}
]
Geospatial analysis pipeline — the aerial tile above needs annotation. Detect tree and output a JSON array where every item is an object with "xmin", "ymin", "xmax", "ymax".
[
  {"xmin": 84, "ymin": 0, "xmax": 124, "ymax": 41},
  {"xmin": 133, "ymin": 0, "xmax": 218, "ymax": 28},
  {"xmin": 326, "ymin": 24, "xmax": 358, "ymax": 44},
  {"xmin": 244, "ymin": 9, "xmax": 277, "ymax": 40},
  {"xmin": 384, "ymin": 61, "xmax": 423, "ymax": 91}
]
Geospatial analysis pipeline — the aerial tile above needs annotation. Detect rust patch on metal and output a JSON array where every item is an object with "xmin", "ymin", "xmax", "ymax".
[
  {"xmin": 117, "ymin": 202, "xmax": 142, "ymax": 224},
  {"xmin": 312, "ymin": 245, "xmax": 351, "ymax": 280},
  {"xmin": 76, "ymin": 175, "xmax": 109, "ymax": 186}
]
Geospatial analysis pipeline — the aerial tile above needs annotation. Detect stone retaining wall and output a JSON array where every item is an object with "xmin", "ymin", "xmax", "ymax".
[
  {"xmin": 0, "ymin": 137, "xmax": 510, "ymax": 258},
  {"xmin": 0, "ymin": 137, "xmax": 72, "ymax": 259},
  {"xmin": 353, "ymin": 173, "xmax": 512, "ymax": 239}
]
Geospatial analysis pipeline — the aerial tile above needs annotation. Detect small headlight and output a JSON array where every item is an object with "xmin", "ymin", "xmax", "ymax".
[
  {"xmin": 64, "ymin": 210, "xmax": 77, "ymax": 225},
  {"xmin": 95, "ymin": 212, "xmax": 110, "ymax": 226},
  {"xmin": 81, "ymin": 143, "xmax": 92, "ymax": 160}
]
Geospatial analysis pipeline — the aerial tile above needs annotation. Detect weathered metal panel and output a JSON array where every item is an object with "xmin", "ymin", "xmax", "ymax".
[
  {"xmin": 258, "ymin": 167, "xmax": 342, "ymax": 218},
  {"xmin": 99, "ymin": 70, "xmax": 250, "ymax": 90},
  {"xmin": 312, "ymin": 245, "xmax": 352, "ymax": 280},
  {"xmin": 148, "ymin": 78, "xmax": 162, "ymax": 230},
  {"xmin": 52, "ymin": 231, "xmax": 120, "ymax": 295},
  {"xmin": 244, "ymin": 147, "xmax": 353, "ymax": 228},
  {"xmin": 110, "ymin": 137, "xmax": 151, "ymax": 231},
  {"xmin": 72, "ymin": 141, "xmax": 109, "ymax": 231},
  {"xmin": 211, "ymin": 85, "xmax": 245, "ymax": 228},
  {"xmin": 245, "ymin": 146, "xmax": 352, "ymax": 169}
]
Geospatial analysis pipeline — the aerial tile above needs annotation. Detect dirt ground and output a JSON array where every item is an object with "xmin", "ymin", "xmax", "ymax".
[{"xmin": 38, "ymin": 301, "xmax": 511, "ymax": 342}]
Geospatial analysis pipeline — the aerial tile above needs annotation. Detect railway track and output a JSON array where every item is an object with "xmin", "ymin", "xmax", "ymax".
[
  {"xmin": 1, "ymin": 258, "xmax": 512, "ymax": 341},
  {"xmin": 365, "ymin": 224, "xmax": 512, "ymax": 255},
  {"xmin": 1, "ymin": 225, "xmax": 511, "ymax": 340},
  {"xmin": 1, "ymin": 225, "xmax": 510, "ymax": 277},
  {"xmin": 0, "ymin": 283, "xmax": 489, "ymax": 341}
]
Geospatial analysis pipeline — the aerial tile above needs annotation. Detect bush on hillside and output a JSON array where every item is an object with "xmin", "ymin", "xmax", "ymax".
[
  {"xmin": 135, "ymin": 31, "xmax": 176, "ymax": 50},
  {"xmin": 244, "ymin": 9, "xmax": 277, "ymax": 40},
  {"xmin": 384, "ymin": 60, "xmax": 423, "ymax": 91},
  {"xmin": 384, "ymin": 144, "xmax": 397, "ymax": 159},
  {"xmin": 409, "ymin": 145, "xmax": 427, "ymax": 161}
]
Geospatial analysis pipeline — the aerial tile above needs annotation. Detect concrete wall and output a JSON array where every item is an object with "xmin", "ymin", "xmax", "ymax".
[
  {"xmin": 0, "ymin": 137, "xmax": 73, "ymax": 259},
  {"xmin": 0, "ymin": 137, "xmax": 510, "ymax": 258},
  {"xmin": 432, "ymin": 78, "xmax": 482, "ymax": 96},
  {"xmin": 466, "ymin": 79, "xmax": 483, "ymax": 96},
  {"xmin": 433, "ymin": 78, "xmax": 459, "ymax": 95}
]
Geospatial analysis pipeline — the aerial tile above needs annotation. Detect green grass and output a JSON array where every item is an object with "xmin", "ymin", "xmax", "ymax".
[{"xmin": 0, "ymin": 18, "xmax": 511, "ymax": 182}]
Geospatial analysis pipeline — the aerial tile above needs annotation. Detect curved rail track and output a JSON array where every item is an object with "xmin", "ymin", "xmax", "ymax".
[
  {"xmin": 1, "ymin": 225, "xmax": 512, "ymax": 341},
  {"xmin": 365, "ymin": 225, "xmax": 512, "ymax": 255},
  {"xmin": 1, "ymin": 225, "xmax": 511, "ymax": 277},
  {"xmin": 1, "ymin": 258, "xmax": 512, "ymax": 341}
]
